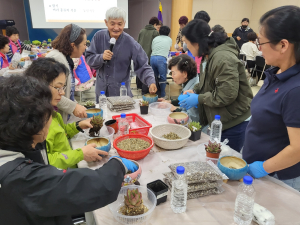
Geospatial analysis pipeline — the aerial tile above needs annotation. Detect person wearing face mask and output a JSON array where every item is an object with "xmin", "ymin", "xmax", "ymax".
[
  {"xmin": 25, "ymin": 58, "xmax": 104, "ymax": 170},
  {"xmin": 180, "ymin": 19, "xmax": 253, "ymax": 152},
  {"xmin": 175, "ymin": 16, "xmax": 189, "ymax": 52},
  {"xmin": 86, "ymin": 7, "xmax": 157, "ymax": 101},
  {"xmin": 46, "ymin": 24, "xmax": 88, "ymax": 122},
  {"xmin": 0, "ymin": 75, "xmax": 138, "ymax": 224},
  {"xmin": 5, "ymin": 26, "xmax": 40, "ymax": 62},
  {"xmin": 232, "ymin": 18, "xmax": 254, "ymax": 49}
]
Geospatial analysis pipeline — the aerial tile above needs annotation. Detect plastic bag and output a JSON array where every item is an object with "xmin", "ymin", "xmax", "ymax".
[
  {"xmin": 163, "ymin": 172, "xmax": 222, "ymax": 193},
  {"xmin": 11, "ymin": 52, "xmax": 21, "ymax": 69},
  {"xmin": 164, "ymin": 178, "xmax": 224, "ymax": 199},
  {"xmin": 168, "ymin": 161, "xmax": 224, "ymax": 184}
]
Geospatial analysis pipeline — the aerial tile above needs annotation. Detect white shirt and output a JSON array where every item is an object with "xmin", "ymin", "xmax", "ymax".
[{"xmin": 241, "ymin": 42, "xmax": 262, "ymax": 61}]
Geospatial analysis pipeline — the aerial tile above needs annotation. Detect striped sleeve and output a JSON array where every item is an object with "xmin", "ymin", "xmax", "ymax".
[
  {"xmin": 6, "ymin": 47, "xmax": 13, "ymax": 60},
  {"xmin": 20, "ymin": 40, "xmax": 32, "ymax": 51}
]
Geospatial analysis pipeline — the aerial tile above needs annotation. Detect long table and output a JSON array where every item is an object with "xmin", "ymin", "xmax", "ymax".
[{"xmin": 71, "ymin": 100, "xmax": 300, "ymax": 225}]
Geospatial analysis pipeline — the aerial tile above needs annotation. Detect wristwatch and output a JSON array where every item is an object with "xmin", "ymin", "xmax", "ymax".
[{"xmin": 75, "ymin": 121, "xmax": 84, "ymax": 133}]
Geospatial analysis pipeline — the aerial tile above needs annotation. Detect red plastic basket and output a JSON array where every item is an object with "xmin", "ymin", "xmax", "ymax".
[
  {"xmin": 113, "ymin": 134, "xmax": 154, "ymax": 160},
  {"xmin": 112, "ymin": 113, "xmax": 152, "ymax": 135}
]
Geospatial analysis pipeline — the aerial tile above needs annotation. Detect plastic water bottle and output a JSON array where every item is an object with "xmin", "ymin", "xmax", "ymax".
[
  {"xmin": 99, "ymin": 91, "xmax": 107, "ymax": 120},
  {"xmin": 234, "ymin": 176, "xmax": 256, "ymax": 225},
  {"xmin": 210, "ymin": 115, "xmax": 222, "ymax": 143},
  {"xmin": 171, "ymin": 166, "xmax": 188, "ymax": 214},
  {"xmin": 120, "ymin": 82, "xmax": 127, "ymax": 97},
  {"xmin": 118, "ymin": 113, "xmax": 129, "ymax": 136}
]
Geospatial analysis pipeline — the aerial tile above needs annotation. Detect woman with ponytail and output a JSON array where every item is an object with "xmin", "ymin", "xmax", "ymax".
[{"xmin": 179, "ymin": 19, "xmax": 253, "ymax": 152}]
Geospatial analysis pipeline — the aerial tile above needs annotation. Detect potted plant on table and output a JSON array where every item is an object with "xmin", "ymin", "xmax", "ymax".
[
  {"xmin": 84, "ymin": 100, "xmax": 96, "ymax": 109},
  {"xmin": 205, "ymin": 141, "xmax": 222, "ymax": 159},
  {"xmin": 140, "ymin": 100, "xmax": 149, "ymax": 115},
  {"xmin": 188, "ymin": 121, "xmax": 202, "ymax": 141},
  {"xmin": 89, "ymin": 115, "xmax": 105, "ymax": 137}
]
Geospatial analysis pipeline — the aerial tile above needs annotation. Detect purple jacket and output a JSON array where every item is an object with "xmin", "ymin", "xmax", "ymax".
[{"xmin": 86, "ymin": 30, "xmax": 155, "ymax": 97}]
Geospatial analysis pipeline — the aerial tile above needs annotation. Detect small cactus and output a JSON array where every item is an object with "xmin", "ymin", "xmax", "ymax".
[
  {"xmin": 139, "ymin": 100, "xmax": 149, "ymax": 106},
  {"xmin": 84, "ymin": 100, "xmax": 95, "ymax": 107},
  {"xmin": 89, "ymin": 115, "xmax": 104, "ymax": 137},
  {"xmin": 205, "ymin": 140, "xmax": 221, "ymax": 153},
  {"xmin": 187, "ymin": 121, "xmax": 202, "ymax": 132}
]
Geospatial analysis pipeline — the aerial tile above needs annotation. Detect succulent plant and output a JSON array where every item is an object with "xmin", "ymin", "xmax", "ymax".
[
  {"xmin": 32, "ymin": 40, "xmax": 41, "ymax": 46},
  {"xmin": 139, "ymin": 100, "xmax": 149, "ymax": 106},
  {"xmin": 205, "ymin": 141, "xmax": 221, "ymax": 154},
  {"xmin": 84, "ymin": 100, "xmax": 95, "ymax": 107},
  {"xmin": 89, "ymin": 115, "xmax": 104, "ymax": 137},
  {"xmin": 125, "ymin": 189, "xmax": 142, "ymax": 208},
  {"xmin": 188, "ymin": 121, "xmax": 202, "ymax": 132},
  {"xmin": 48, "ymin": 39, "xmax": 52, "ymax": 43}
]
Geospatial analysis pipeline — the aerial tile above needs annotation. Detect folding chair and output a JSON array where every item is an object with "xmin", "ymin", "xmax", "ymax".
[{"xmin": 252, "ymin": 56, "xmax": 268, "ymax": 82}]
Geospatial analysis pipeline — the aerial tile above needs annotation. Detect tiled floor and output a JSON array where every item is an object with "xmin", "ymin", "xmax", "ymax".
[{"xmin": 75, "ymin": 76, "xmax": 263, "ymax": 104}]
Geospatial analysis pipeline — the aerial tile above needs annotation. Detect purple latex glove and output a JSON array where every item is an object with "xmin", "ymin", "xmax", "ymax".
[
  {"xmin": 179, "ymin": 92, "xmax": 199, "ymax": 110},
  {"xmin": 248, "ymin": 161, "xmax": 269, "ymax": 178}
]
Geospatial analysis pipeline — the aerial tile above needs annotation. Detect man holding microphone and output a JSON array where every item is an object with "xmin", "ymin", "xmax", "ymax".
[{"xmin": 86, "ymin": 7, "xmax": 157, "ymax": 101}]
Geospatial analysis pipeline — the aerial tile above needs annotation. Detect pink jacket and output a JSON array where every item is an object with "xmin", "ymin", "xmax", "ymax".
[
  {"xmin": 0, "ymin": 52, "xmax": 9, "ymax": 69},
  {"xmin": 8, "ymin": 38, "xmax": 21, "ymax": 54}
]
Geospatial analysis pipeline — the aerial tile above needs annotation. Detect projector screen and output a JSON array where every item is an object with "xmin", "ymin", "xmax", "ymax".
[{"xmin": 28, "ymin": 0, "xmax": 128, "ymax": 29}]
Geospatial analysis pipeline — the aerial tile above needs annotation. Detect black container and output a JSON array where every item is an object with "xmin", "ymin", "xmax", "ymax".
[
  {"xmin": 84, "ymin": 105, "xmax": 96, "ymax": 109},
  {"xmin": 189, "ymin": 129, "xmax": 202, "ymax": 141},
  {"xmin": 147, "ymin": 179, "xmax": 168, "ymax": 205},
  {"xmin": 140, "ymin": 106, "xmax": 149, "ymax": 114}
]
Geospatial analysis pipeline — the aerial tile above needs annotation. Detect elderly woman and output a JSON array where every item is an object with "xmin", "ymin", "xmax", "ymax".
[
  {"xmin": 25, "ymin": 58, "xmax": 103, "ymax": 169},
  {"xmin": 0, "ymin": 75, "xmax": 138, "ymax": 224},
  {"xmin": 86, "ymin": 7, "xmax": 157, "ymax": 101},
  {"xmin": 243, "ymin": 6, "xmax": 300, "ymax": 191},
  {"xmin": 46, "ymin": 23, "xmax": 88, "ymax": 122},
  {"xmin": 175, "ymin": 16, "xmax": 189, "ymax": 52},
  {"xmin": 159, "ymin": 54, "xmax": 199, "ymax": 121},
  {"xmin": 180, "ymin": 19, "xmax": 253, "ymax": 152}
]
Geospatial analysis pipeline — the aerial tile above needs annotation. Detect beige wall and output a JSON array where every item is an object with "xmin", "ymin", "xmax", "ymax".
[{"xmin": 192, "ymin": 0, "xmax": 300, "ymax": 34}]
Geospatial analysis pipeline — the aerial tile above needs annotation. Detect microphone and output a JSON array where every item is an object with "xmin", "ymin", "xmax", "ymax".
[{"xmin": 104, "ymin": 37, "xmax": 116, "ymax": 63}]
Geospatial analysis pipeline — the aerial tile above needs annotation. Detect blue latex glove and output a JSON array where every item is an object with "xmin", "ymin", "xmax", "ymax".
[
  {"xmin": 179, "ymin": 92, "xmax": 199, "ymax": 110},
  {"xmin": 248, "ymin": 161, "xmax": 269, "ymax": 178},
  {"xmin": 178, "ymin": 94, "xmax": 189, "ymax": 102},
  {"xmin": 110, "ymin": 156, "xmax": 138, "ymax": 172}
]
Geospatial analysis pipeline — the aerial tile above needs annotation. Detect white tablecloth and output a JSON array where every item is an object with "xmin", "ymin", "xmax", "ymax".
[{"xmin": 71, "ymin": 100, "xmax": 300, "ymax": 225}]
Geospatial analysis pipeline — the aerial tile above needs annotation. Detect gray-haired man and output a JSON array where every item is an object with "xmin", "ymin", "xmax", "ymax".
[{"xmin": 86, "ymin": 7, "xmax": 157, "ymax": 102}]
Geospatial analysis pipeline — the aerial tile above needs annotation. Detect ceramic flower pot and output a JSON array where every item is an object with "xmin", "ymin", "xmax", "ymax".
[
  {"xmin": 86, "ymin": 137, "xmax": 111, "ymax": 155},
  {"xmin": 206, "ymin": 151, "xmax": 220, "ymax": 159},
  {"xmin": 147, "ymin": 179, "xmax": 168, "ymax": 205},
  {"xmin": 140, "ymin": 105, "xmax": 149, "ymax": 114},
  {"xmin": 168, "ymin": 112, "xmax": 189, "ymax": 125},
  {"xmin": 105, "ymin": 119, "xmax": 118, "ymax": 134},
  {"xmin": 123, "ymin": 160, "xmax": 142, "ymax": 186},
  {"xmin": 142, "ymin": 94, "xmax": 158, "ymax": 104},
  {"xmin": 86, "ymin": 108, "xmax": 103, "ymax": 118},
  {"xmin": 189, "ymin": 129, "xmax": 201, "ymax": 141},
  {"xmin": 217, "ymin": 156, "xmax": 248, "ymax": 180}
]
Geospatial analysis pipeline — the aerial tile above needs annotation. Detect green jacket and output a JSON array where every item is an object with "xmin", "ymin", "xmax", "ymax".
[
  {"xmin": 194, "ymin": 37, "xmax": 253, "ymax": 130},
  {"xmin": 138, "ymin": 25, "xmax": 159, "ymax": 60},
  {"xmin": 46, "ymin": 112, "xmax": 83, "ymax": 169}
]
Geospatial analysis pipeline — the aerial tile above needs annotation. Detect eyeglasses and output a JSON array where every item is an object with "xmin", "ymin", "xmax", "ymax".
[
  {"xmin": 50, "ymin": 84, "xmax": 67, "ymax": 94},
  {"xmin": 256, "ymin": 39, "xmax": 273, "ymax": 49}
]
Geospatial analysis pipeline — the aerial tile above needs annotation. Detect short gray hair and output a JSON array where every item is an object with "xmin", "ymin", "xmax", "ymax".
[{"xmin": 106, "ymin": 7, "xmax": 126, "ymax": 22}]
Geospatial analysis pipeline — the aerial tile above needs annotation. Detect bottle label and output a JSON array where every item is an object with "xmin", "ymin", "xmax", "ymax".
[{"xmin": 157, "ymin": 192, "xmax": 168, "ymax": 199}]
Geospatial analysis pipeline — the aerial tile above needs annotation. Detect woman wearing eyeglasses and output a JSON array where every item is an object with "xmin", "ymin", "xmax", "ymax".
[
  {"xmin": 243, "ymin": 6, "xmax": 300, "ymax": 191},
  {"xmin": 24, "ymin": 58, "xmax": 107, "ymax": 170}
]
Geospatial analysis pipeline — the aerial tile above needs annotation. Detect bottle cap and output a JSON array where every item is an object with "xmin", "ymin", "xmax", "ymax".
[
  {"xmin": 121, "ymin": 82, "xmax": 125, "ymax": 85},
  {"xmin": 121, "ymin": 113, "xmax": 126, "ymax": 118},
  {"xmin": 100, "ymin": 91, "xmax": 105, "ymax": 95},
  {"xmin": 176, "ymin": 166, "xmax": 185, "ymax": 175},
  {"xmin": 215, "ymin": 115, "xmax": 221, "ymax": 120},
  {"xmin": 243, "ymin": 175, "xmax": 253, "ymax": 185}
]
